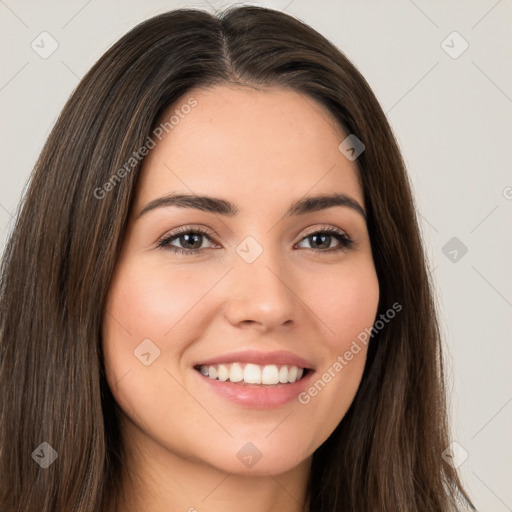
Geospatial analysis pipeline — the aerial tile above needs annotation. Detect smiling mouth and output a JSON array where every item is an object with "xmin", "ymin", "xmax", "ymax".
[{"xmin": 194, "ymin": 363, "xmax": 310, "ymax": 385}]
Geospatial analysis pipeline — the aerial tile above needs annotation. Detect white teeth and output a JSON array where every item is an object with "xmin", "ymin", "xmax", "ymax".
[
  {"xmin": 229, "ymin": 363, "xmax": 244, "ymax": 382},
  {"xmin": 244, "ymin": 364, "xmax": 261, "ymax": 384},
  {"xmin": 198, "ymin": 363, "xmax": 306, "ymax": 385},
  {"xmin": 287, "ymin": 366, "xmax": 298, "ymax": 383},
  {"xmin": 261, "ymin": 364, "xmax": 279, "ymax": 385},
  {"xmin": 217, "ymin": 364, "xmax": 229, "ymax": 382}
]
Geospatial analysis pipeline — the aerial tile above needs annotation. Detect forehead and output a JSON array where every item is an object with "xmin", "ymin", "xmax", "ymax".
[{"xmin": 135, "ymin": 85, "xmax": 363, "ymax": 212}]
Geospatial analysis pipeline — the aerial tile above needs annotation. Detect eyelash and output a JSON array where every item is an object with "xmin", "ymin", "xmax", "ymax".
[{"xmin": 157, "ymin": 225, "xmax": 353, "ymax": 256}]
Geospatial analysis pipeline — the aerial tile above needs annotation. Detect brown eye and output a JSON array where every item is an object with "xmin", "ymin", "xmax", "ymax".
[
  {"xmin": 157, "ymin": 227, "xmax": 218, "ymax": 255},
  {"xmin": 297, "ymin": 228, "xmax": 353, "ymax": 253}
]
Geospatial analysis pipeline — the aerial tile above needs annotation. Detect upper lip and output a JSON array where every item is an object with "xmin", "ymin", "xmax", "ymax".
[{"xmin": 194, "ymin": 350, "xmax": 315, "ymax": 370}]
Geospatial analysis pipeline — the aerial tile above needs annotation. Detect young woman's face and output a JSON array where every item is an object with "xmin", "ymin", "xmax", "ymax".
[{"xmin": 102, "ymin": 85, "xmax": 379, "ymax": 477}]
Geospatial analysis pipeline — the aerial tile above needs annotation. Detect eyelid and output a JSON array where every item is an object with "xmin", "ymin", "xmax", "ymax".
[
  {"xmin": 165, "ymin": 225, "xmax": 219, "ymax": 238},
  {"xmin": 157, "ymin": 225, "xmax": 220, "ymax": 247},
  {"xmin": 299, "ymin": 224, "xmax": 348, "ymax": 239}
]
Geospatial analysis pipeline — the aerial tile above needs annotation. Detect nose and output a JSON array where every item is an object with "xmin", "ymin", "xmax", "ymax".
[{"xmin": 223, "ymin": 247, "xmax": 298, "ymax": 332}]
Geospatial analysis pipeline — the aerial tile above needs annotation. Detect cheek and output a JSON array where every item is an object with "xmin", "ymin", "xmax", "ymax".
[
  {"xmin": 104, "ymin": 261, "xmax": 209, "ymax": 336},
  {"xmin": 101, "ymin": 260, "xmax": 203, "ymax": 438},
  {"xmin": 102, "ymin": 259, "xmax": 221, "ymax": 358},
  {"xmin": 101, "ymin": 259, "xmax": 224, "ymax": 400},
  {"xmin": 306, "ymin": 258, "xmax": 380, "ymax": 351},
  {"xmin": 295, "ymin": 259, "xmax": 379, "ymax": 445}
]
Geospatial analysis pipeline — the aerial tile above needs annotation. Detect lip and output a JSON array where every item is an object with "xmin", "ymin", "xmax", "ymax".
[
  {"xmin": 194, "ymin": 367, "xmax": 315, "ymax": 409},
  {"xmin": 193, "ymin": 350, "xmax": 315, "ymax": 370}
]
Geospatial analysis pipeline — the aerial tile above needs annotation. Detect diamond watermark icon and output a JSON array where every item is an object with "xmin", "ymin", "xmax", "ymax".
[
  {"xmin": 237, "ymin": 442, "xmax": 263, "ymax": 468},
  {"xmin": 134, "ymin": 338, "xmax": 161, "ymax": 366},
  {"xmin": 441, "ymin": 31, "xmax": 469, "ymax": 60},
  {"xmin": 442, "ymin": 441, "xmax": 469, "ymax": 468},
  {"xmin": 31, "ymin": 32, "xmax": 59, "ymax": 59},
  {"xmin": 31, "ymin": 442, "xmax": 58, "ymax": 468},
  {"xmin": 338, "ymin": 134, "xmax": 365, "ymax": 161},
  {"xmin": 236, "ymin": 236, "xmax": 263, "ymax": 264},
  {"xmin": 442, "ymin": 236, "xmax": 468, "ymax": 263}
]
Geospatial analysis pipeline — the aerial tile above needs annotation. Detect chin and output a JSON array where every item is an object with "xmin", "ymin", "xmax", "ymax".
[{"xmin": 195, "ymin": 434, "xmax": 312, "ymax": 476}]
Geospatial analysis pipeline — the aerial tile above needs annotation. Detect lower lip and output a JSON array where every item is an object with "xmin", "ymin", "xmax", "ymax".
[{"xmin": 194, "ymin": 369, "xmax": 315, "ymax": 409}]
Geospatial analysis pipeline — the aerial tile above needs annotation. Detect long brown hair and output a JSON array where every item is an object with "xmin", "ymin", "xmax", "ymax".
[{"xmin": 0, "ymin": 6, "xmax": 474, "ymax": 511}]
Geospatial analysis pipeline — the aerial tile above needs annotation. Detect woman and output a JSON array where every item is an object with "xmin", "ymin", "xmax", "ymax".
[{"xmin": 0, "ymin": 5, "xmax": 475, "ymax": 512}]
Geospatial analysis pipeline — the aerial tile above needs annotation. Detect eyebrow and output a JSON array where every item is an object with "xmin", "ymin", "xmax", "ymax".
[{"xmin": 137, "ymin": 192, "xmax": 366, "ymax": 220}]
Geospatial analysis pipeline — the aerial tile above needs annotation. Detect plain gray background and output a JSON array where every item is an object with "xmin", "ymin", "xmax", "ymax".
[{"xmin": 1, "ymin": 1, "xmax": 511, "ymax": 510}]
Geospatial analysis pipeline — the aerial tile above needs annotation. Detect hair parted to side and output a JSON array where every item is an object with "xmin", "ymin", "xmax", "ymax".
[{"xmin": 0, "ymin": 6, "xmax": 474, "ymax": 512}]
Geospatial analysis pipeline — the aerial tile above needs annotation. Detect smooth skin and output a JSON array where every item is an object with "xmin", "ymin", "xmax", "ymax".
[{"xmin": 102, "ymin": 84, "xmax": 380, "ymax": 512}]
